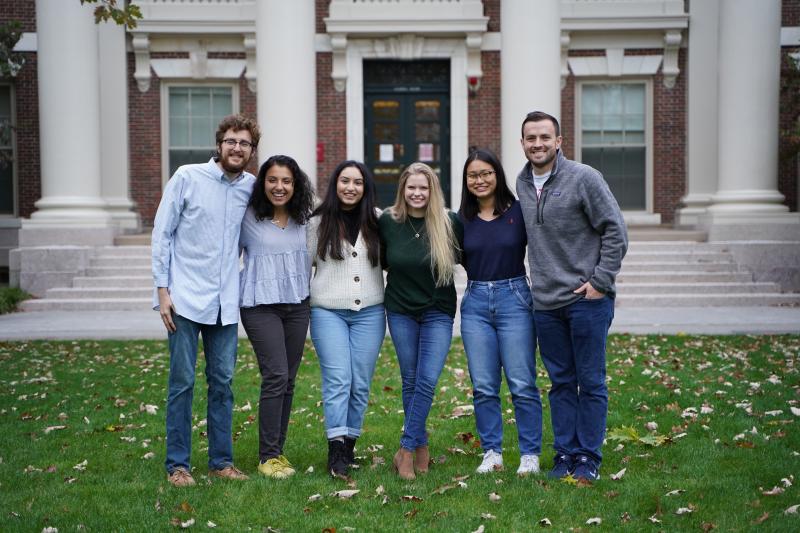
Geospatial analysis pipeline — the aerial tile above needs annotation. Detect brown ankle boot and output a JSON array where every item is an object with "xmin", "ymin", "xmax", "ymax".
[
  {"xmin": 393, "ymin": 448, "xmax": 416, "ymax": 480},
  {"xmin": 414, "ymin": 445, "xmax": 430, "ymax": 474}
]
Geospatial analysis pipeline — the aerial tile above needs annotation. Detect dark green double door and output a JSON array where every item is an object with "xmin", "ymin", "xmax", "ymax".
[{"xmin": 364, "ymin": 60, "xmax": 450, "ymax": 208}]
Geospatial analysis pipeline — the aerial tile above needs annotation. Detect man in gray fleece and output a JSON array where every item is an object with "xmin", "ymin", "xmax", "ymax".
[{"xmin": 516, "ymin": 111, "xmax": 627, "ymax": 482}]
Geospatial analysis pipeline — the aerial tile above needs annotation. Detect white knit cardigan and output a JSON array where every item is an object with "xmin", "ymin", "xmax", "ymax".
[{"xmin": 306, "ymin": 214, "xmax": 385, "ymax": 311}]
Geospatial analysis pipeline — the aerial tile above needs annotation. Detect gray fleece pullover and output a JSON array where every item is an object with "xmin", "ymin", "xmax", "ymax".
[{"xmin": 516, "ymin": 150, "xmax": 628, "ymax": 310}]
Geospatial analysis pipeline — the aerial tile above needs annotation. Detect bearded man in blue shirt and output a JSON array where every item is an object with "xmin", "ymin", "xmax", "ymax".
[{"xmin": 152, "ymin": 114, "xmax": 260, "ymax": 487}]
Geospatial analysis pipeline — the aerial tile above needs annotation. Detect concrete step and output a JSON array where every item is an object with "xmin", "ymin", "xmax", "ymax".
[
  {"xmin": 627, "ymin": 228, "xmax": 707, "ymax": 241},
  {"xmin": 20, "ymin": 298, "xmax": 152, "ymax": 312},
  {"xmin": 86, "ymin": 266, "xmax": 152, "ymax": 277},
  {"xmin": 91, "ymin": 256, "xmax": 151, "ymax": 268},
  {"xmin": 114, "ymin": 234, "xmax": 151, "ymax": 246},
  {"xmin": 624, "ymin": 251, "xmax": 733, "ymax": 262},
  {"xmin": 72, "ymin": 276, "xmax": 152, "ymax": 288},
  {"xmin": 616, "ymin": 293, "xmax": 800, "ymax": 307},
  {"xmin": 46, "ymin": 287, "xmax": 152, "ymax": 299},
  {"xmin": 620, "ymin": 261, "xmax": 739, "ymax": 272},
  {"xmin": 616, "ymin": 271, "xmax": 753, "ymax": 283},
  {"xmin": 95, "ymin": 245, "xmax": 151, "ymax": 257},
  {"xmin": 626, "ymin": 242, "xmax": 731, "ymax": 253},
  {"xmin": 617, "ymin": 282, "xmax": 781, "ymax": 295}
]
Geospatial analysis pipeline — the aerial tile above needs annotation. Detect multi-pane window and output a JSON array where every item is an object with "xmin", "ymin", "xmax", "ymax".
[
  {"xmin": 0, "ymin": 85, "xmax": 14, "ymax": 215},
  {"xmin": 167, "ymin": 86, "xmax": 233, "ymax": 178},
  {"xmin": 580, "ymin": 83, "xmax": 646, "ymax": 210}
]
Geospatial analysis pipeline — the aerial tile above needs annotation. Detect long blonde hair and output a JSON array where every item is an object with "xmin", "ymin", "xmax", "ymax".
[{"xmin": 389, "ymin": 162, "xmax": 458, "ymax": 287}]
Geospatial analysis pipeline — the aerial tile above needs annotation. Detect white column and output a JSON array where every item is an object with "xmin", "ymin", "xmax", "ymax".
[
  {"xmin": 98, "ymin": 21, "xmax": 139, "ymax": 232},
  {"xmin": 676, "ymin": 0, "xmax": 719, "ymax": 226},
  {"xmin": 24, "ymin": 0, "xmax": 112, "ymax": 241},
  {"xmin": 501, "ymin": 0, "xmax": 561, "ymax": 186},
  {"xmin": 256, "ymin": 0, "xmax": 317, "ymax": 184},
  {"xmin": 703, "ymin": 0, "xmax": 799, "ymax": 240}
]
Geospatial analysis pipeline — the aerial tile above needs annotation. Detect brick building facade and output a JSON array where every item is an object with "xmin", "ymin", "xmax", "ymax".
[{"xmin": 1, "ymin": 0, "xmax": 798, "ymax": 268}]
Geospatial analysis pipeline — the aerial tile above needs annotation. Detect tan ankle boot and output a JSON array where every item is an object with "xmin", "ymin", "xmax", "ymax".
[
  {"xmin": 414, "ymin": 445, "xmax": 430, "ymax": 474},
  {"xmin": 393, "ymin": 448, "xmax": 416, "ymax": 480}
]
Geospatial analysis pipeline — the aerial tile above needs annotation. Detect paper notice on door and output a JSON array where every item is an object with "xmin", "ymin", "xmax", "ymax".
[
  {"xmin": 418, "ymin": 143, "xmax": 434, "ymax": 162},
  {"xmin": 379, "ymin": 144, "xmax": 394, "ymax": 162}
]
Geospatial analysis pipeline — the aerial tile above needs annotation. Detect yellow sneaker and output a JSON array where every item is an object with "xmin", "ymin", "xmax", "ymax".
[
  {"xmin": 258, "ymin": 457, "xmax": 292, "ymax": 479},
  {"xmin": 277, "ymin": 455, "xmax": 297, "ymax": 476}
]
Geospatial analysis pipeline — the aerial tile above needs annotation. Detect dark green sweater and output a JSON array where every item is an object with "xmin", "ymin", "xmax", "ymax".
[{"xmin": 379, "ymin": 211, "xmax": 463, "ymax": 318}]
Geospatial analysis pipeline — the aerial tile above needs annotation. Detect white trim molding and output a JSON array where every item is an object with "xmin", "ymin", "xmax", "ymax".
[
  {"xmin": 325, "ymin": 0, "xmax": 488, "ymax": 94},
  {"xmin": 344, "ymin": 38, "xmax": 469, "ymax": 208}
]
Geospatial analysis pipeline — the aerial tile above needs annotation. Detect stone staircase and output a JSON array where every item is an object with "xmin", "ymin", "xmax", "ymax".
[{"xmin": 19, "ymin": 230, "xmax": 800, "ymax": 311}]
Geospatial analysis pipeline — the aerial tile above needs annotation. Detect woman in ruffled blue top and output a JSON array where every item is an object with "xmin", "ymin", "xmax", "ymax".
[{"xmin": 239, "ymin": 154, "xmax": 314, "ymax": 479}]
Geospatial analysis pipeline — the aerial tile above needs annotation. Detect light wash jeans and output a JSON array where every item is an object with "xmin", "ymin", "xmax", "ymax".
[
  {"xmin": 534, "ymin": 295, "xmax": 614, "ymax": 464},
  {"xmin": 165, "ymin": 312, "xmax": 238, "ymax": 473},
  {"xmin": 460, "ymin": 276, "xmax": 543, "ymax": 455},
  {"xmin": 310, "ymin": 304, "xmax": 386, "ymax": 439},
  {"xmin": 387, "ymin": 308, "xmax": 454, "ymax": 450}
]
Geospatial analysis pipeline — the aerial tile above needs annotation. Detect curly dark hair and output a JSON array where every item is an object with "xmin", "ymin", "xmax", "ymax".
[
  {"xmin": 311, "ymin": 160, "xmax": 380, "ymax": 267},
  {"xmin": 250, "ymin": 155, "xmax": 314, "ymax": 225},
  {"xmin": 215, "ymin": 114, "xmax": 261, "ymax": 147},
  {"xmin": 458, "ymin": 148, "xmax": 515, "ymax": 221}
]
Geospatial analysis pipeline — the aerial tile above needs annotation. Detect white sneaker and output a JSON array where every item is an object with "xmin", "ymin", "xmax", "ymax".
[
  {"xmin": 516, "ymin": 454, "xmax": 540, "ymax": 476},
  {"xmin": 476, "ymin": 449, "xmax": 504, "ymax": 474}
]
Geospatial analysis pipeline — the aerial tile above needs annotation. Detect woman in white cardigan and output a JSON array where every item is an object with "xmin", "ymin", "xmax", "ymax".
[{"xmin": 307, "ymin": 160, "xmax": 385, "ymax": 479}]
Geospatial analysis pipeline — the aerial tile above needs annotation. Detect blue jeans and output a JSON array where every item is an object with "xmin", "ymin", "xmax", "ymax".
[
  {"xmin": 387, "ymin": 309, "xmax": 454, "ymax": 450},
  {"xmin": 460, "ymin": 276, "xmax": 543, "ymax": 455},
  {"xmin": 165, "ymin": 312, "xmax": 238, "ymax": 473},
  {"xmin": 534, "ymin": 296, "xmax": 614, "ymax": 464},
  {"xmin": 310, "ymin": 304, "xmax": 386, "ymax": 439}
]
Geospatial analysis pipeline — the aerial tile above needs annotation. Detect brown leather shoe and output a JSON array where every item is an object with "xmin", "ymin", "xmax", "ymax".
[
  {"xmin": 393, "ymin": 448, "xmax": 416, "ymax": 480},
  {"xmin": 167, "ymin": 467, "xmax": 196, "ymax": 487},
  {"xmin": 414, "ymin": 445, "xmax": 430, "ymax": 474},
  {"xmin": 209, "ymin": 465, "xmax": 249, "ymax": 481}
]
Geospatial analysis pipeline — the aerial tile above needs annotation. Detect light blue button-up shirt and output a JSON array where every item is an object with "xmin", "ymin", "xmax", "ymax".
[{"xmin": 152, "ymin": 158, "xmax": 255, "ymax": 325}]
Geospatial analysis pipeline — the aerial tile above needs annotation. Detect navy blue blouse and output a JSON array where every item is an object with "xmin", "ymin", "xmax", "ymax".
[{"xmin": 461, "ymin": 200, "xmax": 527, "ymax": 282}]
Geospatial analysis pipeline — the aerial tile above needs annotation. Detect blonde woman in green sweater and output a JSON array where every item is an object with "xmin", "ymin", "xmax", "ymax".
[
  {"xmin": 307, "ymin": 161, "xmax": 385, "ymax": 479},
  {"xmin": 378, "ymin": 162, "xmax": 463, "ymax": 480}
]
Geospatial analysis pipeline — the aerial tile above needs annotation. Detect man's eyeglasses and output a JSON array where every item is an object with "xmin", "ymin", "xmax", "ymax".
[
  {"xmin": 466, "ymin": 169, "xmax": 495, "ymax": 181},
  {"xmin": 222, "ymin": 138, "xmax": 254, "ymax": 149}
]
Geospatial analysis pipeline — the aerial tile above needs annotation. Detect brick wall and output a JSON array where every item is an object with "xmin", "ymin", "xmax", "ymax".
[
  {"xmin": 484, "ymin": 0, "xmax": 500, "ymax": 32},
  {"xmin": 781, "ymin": 0, "xmax": 800, "ymax": 211},
  {"xmin": 14, "ymin": 54, "xmax": 39, "ymax": 219},
  {"xmin": 0, "ymin": 0, "xmax": 35, "ymax": 31},
  {"xmin": 784, "ymin": 0, "xmax": 800, "ymax": 26},
  {"xmin": 649, "ymin": 48, "xmax": 687, "ymax": 224},
  {"xmin": 316, "ymin": 53, "xmax": 347, "ymax": 198},
  {"xmin": 467, "ymin": 51, "xmax": 501, "ymax": 158},
  {"xmin": 779, "ymin": 48, "xmax": 799, "ymax": 212},
  {"xmin": 128, "ymin": 54, "xmax": 163, "ymax": 227},
  {"xmin": 1, "ymin": 1, "xmax": 38, "ymax": 217}
]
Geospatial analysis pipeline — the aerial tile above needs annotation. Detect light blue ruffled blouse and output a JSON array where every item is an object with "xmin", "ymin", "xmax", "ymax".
[{"xmin": 239, "ymin": 206, "xmax": 311, "ymax": 307}]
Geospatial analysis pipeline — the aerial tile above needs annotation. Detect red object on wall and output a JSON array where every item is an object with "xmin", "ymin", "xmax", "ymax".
[{"xmin": 317, "ymin": 142, "xmax": 325, "ymax": 163}]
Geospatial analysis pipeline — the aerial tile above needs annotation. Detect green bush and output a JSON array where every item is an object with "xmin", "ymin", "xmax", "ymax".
[{"xmin": 0, "ymin": 286, "xmax": 29, "ymax": 314}]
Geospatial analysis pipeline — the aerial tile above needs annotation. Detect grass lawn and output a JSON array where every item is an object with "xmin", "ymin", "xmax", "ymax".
[{"xmin": 0, "ymin": 335, "xmax": 798, "ymax": 532}]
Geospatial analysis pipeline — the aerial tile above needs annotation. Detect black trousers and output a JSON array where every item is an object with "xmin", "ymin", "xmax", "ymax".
[{"xmin": 241, "ymin": 298, "xmax": 310, "ymax": 461}]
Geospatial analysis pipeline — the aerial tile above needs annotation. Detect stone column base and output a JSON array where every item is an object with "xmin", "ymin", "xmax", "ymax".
[
  {"xmin": 10, "ymin": 245, "xmax": 93, "ymax": 297},
  {"xmin": 11, "ymin": 225, "xmax": 118, "ymax": 297},
  {"xmin": 699, "ymin": 211, "xmax": 800, "ymax": 242},
  {"xmin": 19, "ymin": 226, "xmax": 116, "ymax": 247}
]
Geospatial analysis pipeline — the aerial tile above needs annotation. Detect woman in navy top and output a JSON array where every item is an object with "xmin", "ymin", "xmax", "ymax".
[{"xmin": 458, "ymin": 148, "xmax": 543, "ymax": 475}]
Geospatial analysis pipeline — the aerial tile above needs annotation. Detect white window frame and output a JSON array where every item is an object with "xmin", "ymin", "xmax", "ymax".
[
  {"xmin": 160, "ymin": 81, "xmax": 239, "ymax": 186},
  {"xmin": 0, "ymin": 82, "xmax": 16, "ymax": 217},
  {"xmin": 575, "ymin": 78, "xmax": 656, "ymax": 221}
]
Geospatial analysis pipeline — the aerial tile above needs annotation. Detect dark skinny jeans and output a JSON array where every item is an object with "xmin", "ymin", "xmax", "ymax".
[{"xmin": 241, "ymin": 298, "xmax": 310, "ymax": 461}]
